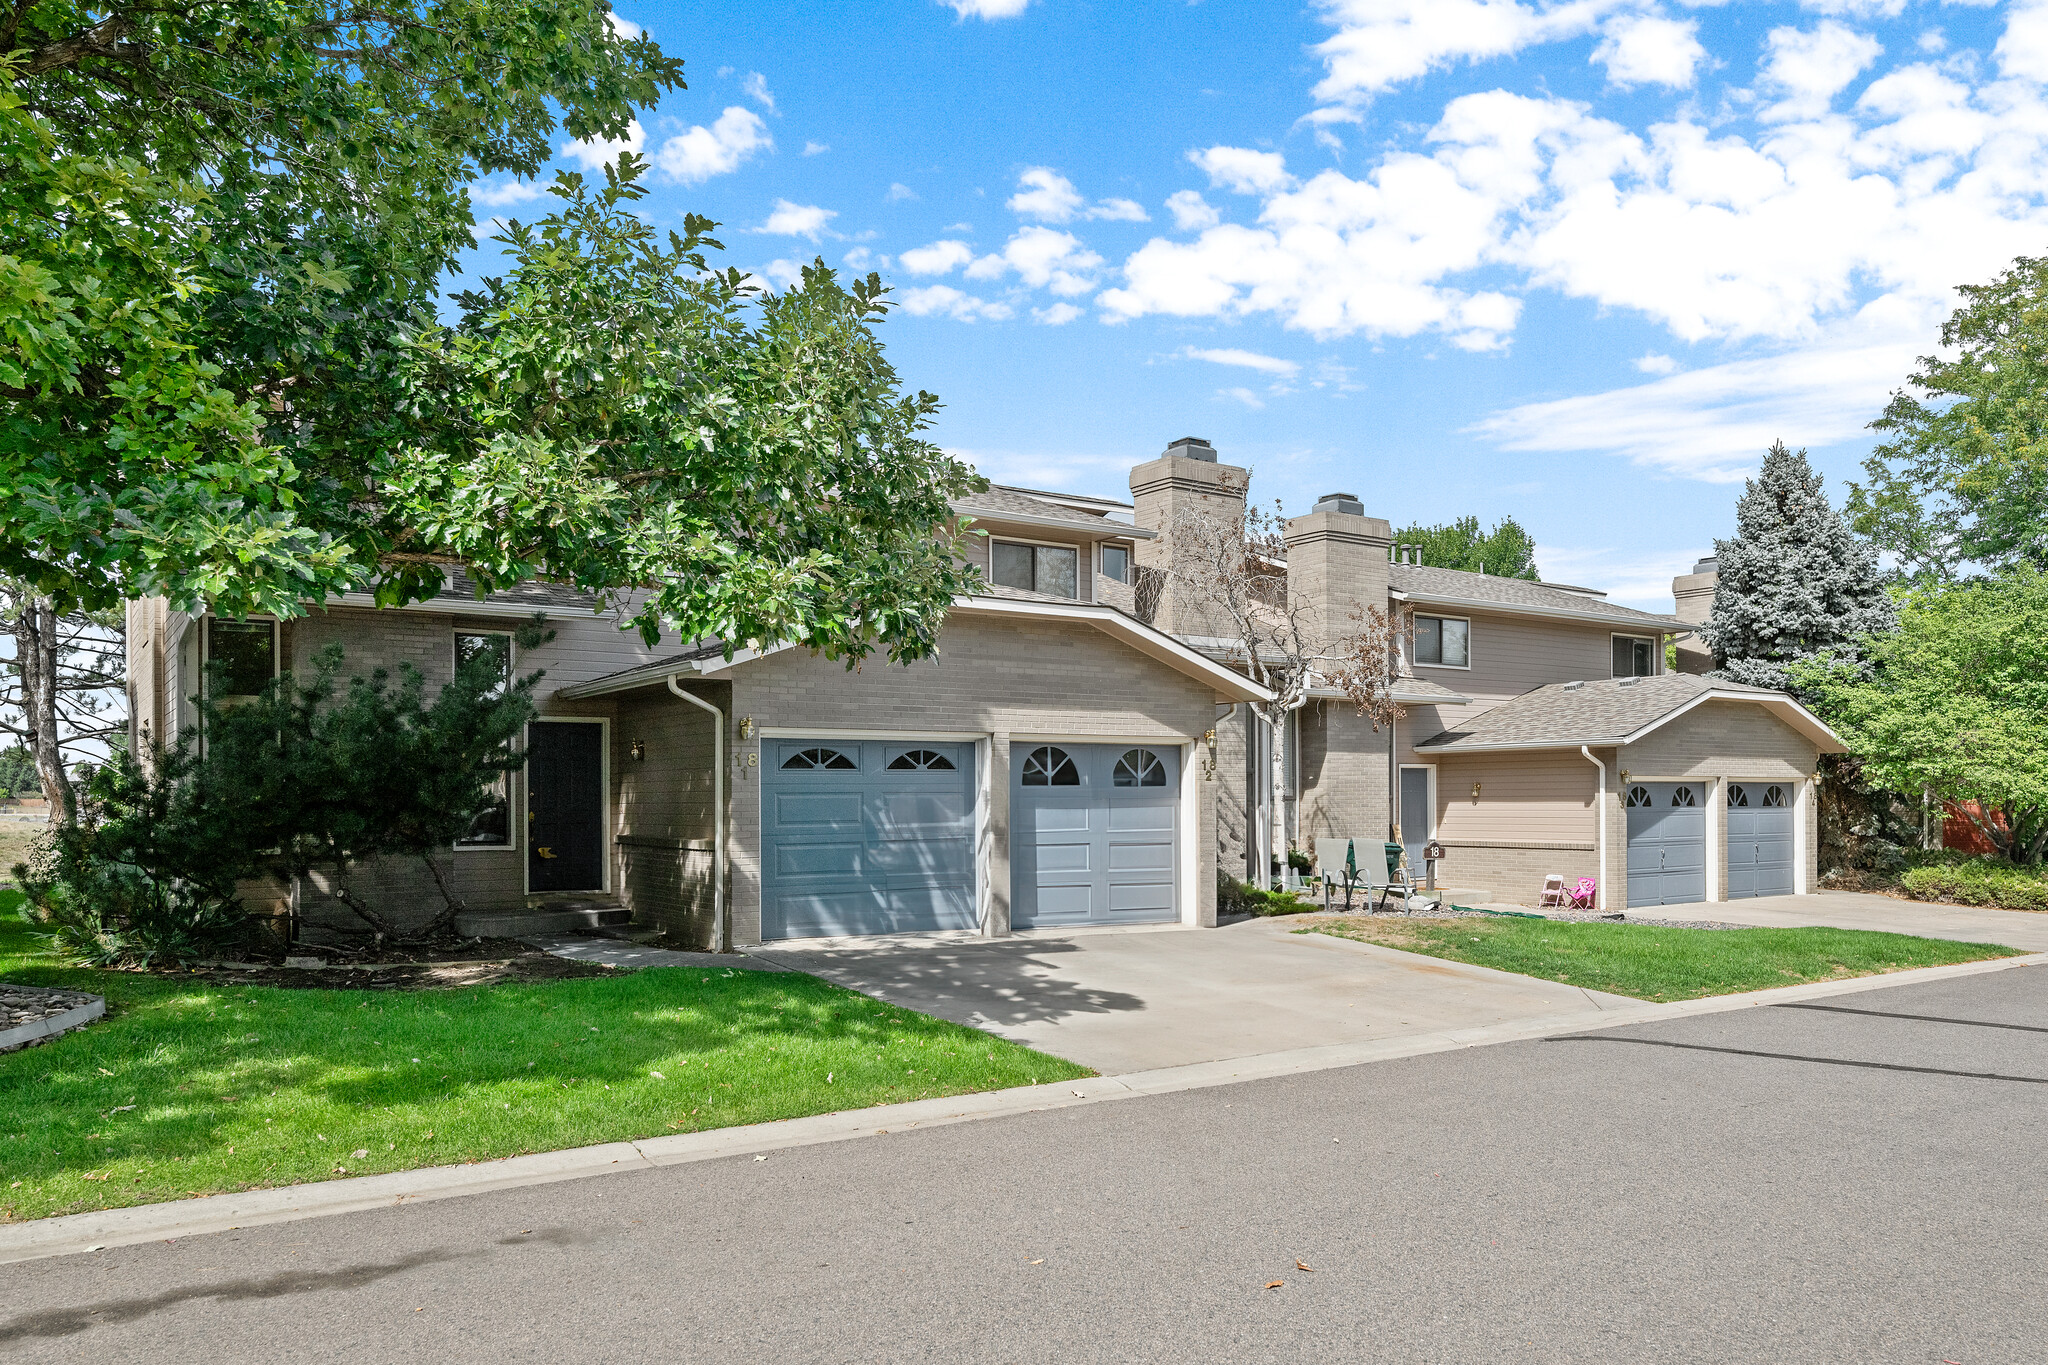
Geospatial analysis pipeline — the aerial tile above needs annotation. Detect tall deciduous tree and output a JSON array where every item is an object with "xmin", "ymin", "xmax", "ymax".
[
  {"xmin": 1389, "ymin": 515, "xmax": 1539, "ymax": 580},
  {"xmin": 1796, "ymin": 571, "xmax": 2048, "ymax": 866},
  {"xmin": 1700, "ymin": 442, "xmax": 1895, "ymax": 695},
  {"xmin": 1849, "ymin": 256, "xmax": 2048, "ymax": 582},
  {"xmin": 3, "ymin": 4, "xmax": 978, "ymax": 666},
  {"xmin": 1, "ymin": 580, "xmax": 123, "ymax": 823}
]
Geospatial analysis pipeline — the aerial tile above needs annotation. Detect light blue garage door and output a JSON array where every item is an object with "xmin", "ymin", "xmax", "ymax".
[
  {"xmin": 1012, "ymin": 743, "xmax": 1179, "ymax": 928},
  {"xmin": 760, "ymin": 740, "xmax": 975, "ymax": 940},
  {"xmin": 1626, "ymin": 781, "xmax": 1707, "ymax": 908},
  {"xmin": 1726, "ymin": 782, "xmax": 1796, "ymax": 899}
]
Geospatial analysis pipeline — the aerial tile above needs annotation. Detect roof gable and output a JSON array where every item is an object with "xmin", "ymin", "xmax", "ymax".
[{"xmin": 1414, "ymin": 673, "xmax": 1841, "ymax": 753}]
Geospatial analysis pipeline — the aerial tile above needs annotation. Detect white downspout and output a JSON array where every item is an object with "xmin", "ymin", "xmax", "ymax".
[
  {"xmin": 1580, "ymin": 745, "xmax": 1607, "ymax": 912},
  {"xmin": 667, "ymin": 674, "xmax": 728, "ymax": 953}
]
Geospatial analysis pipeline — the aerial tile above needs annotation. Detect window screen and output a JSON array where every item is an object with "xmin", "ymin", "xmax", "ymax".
[
  {"xmin": 991, "ymin": 542, "xmax": 1035, "ymax": 592},
  {"xmin": 207, "ymin": 619, "xmax": 275, "ymax": 697},
  {"xmin": 1101, "ymin": 545, "xmax": 1130, "ymax": 584},
  {"xmin": 1414, "ymin": 616, "xmax": 1468, "ymax": 667},
  {"xmin": 989, "ymin": 542, "xmax": 1079, "ymax": 598},
  {"xmin": 1613, "ymin": 635, "xmax": 1655, "ymax": 678}
]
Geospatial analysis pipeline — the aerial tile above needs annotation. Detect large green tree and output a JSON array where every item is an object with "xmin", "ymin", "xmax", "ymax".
[
  {"xmin": 1389, "ymin": 515, "xmax": 1539, "ymax": 579},
  {"xmin": 2, "ymin": 2, "xmax": 979, "ymax": 662},
  {"xmin": 1701, "ymin": 442, "xmax": 1895, "ymax": 695},
  {"xmin": 1796, "ymin": 570, "xmax": 2048, "ymax": 866},
  {"xmin": 1849, "ymin": 256, "xmax": 2048, "ymax": 581}
]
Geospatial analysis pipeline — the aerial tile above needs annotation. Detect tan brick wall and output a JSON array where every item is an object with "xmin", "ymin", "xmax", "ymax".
[
  {"xmin": 611, "ymin": 681, "xmax": 727, "ymax": 945},
  {"xmin": 1296, "ymin": 699, "xmax": 1394, "ymax": 860}
]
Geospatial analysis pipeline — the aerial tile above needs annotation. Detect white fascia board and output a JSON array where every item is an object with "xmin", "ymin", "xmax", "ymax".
[
  {"xmin": 1618, "ymin": 688, "xmax": 1845, "ymax": 754},
  {"xmin": 950, "ymin": 595, "xmax": 1272, "ymax": 703},
  {"xmin": 1389, "ymin": 589, "xmax": 1685, "ymax": 631},
  {"xmin": 956, "ymin": 508, "xmax": 1158, "ymax": 540},
  {"xmin": 1414, "ymin": 735, "xmax": 1626, "ymax": 754}
]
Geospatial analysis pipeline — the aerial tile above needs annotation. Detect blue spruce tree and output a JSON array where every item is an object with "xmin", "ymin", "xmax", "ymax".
[{"xmin": 1700, "ymin": 442, "xmax": 1896, "ymax": 694}]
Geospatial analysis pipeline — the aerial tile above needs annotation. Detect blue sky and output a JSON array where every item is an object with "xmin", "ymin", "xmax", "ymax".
[{"xmin": 469, "ymin": 0, "xmax": 2045, "ymax": 609}]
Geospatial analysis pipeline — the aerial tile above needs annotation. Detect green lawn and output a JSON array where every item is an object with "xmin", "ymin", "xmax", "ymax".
[
  {"xmin": 1303, "ymin": 914, "xmax": 2021, "ymax": 1001},
  {"xmin": 0, "ymin": 916, "xmax": 1089, "ymax": 1223}
]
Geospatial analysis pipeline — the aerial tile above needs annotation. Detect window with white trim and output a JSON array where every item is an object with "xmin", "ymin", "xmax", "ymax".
[
  {"xmin": 1612, "ymin": 634, "xmax": 1656, "ymax": 678},
  {"xmin": 1413, "ymin": 615, "xmax": 1469, "ymax": 668},
  {"xmin": 991, "ymin": 541, "xmax": 1079, "ymax": 599},
  {"xmin": 1101, "ymin": 544, "xmax": 1131, "ymax": 584}
]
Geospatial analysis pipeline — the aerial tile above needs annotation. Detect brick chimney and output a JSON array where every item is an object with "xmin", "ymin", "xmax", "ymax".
[
  {"xmin": 1283, "ymin": 492, "xmax": 1392, "ymax": 638},
  {"xmin": 1130, "ymin": 437, "xmax": 1248, "ymax": 637},
  {"xmin": 1671, "ymin": 555, "xmax": 1718, "ymax": 675}
]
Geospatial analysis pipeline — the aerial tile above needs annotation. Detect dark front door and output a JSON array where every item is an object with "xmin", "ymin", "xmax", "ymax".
[{"xmin": 527, "ymin": 722, "xmax": 605, "ymax": 893}]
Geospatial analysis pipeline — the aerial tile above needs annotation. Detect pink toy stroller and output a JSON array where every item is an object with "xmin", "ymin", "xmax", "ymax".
[{"xmin": 1565, "ymin": 877, "xmax": 1598, "ymax": 910}]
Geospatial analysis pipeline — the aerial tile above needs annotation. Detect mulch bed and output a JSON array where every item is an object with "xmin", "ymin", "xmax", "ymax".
[{"xmin": 167, "ymin": 936, "xmax": 619, "ymax": 990}]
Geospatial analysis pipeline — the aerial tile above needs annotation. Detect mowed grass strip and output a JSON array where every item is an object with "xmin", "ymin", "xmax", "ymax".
[
  {"xmin": 1302, "ymin": 915, "xmax": 2021, "ymax": 1001},
  {"xmin": 0, "ymin": 919, "xmax": 1089, "ymax": 1222}
]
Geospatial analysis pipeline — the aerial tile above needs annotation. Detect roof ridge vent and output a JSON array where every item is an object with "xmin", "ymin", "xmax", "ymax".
[
  {"xmin": 1562, "ymin": 680, "xmax": 1585, "ymax": 691},
  {"xmin": 1617, "ymin": 676, "xmax": 1639, "ymax": 688}
]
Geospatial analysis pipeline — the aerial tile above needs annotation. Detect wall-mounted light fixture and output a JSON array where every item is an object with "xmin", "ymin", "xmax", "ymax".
[
  {"xmin": 1471, "ymin": 782, "xmax": 1482, "ymax": 800},
  {"xmin": 1618, "ymin": 769, "xmax": 1631, "ymax": 786},
  {"xmin": 630, "ymin": 739, "xmax": 645, "ymax": 762},
  {"xmin": 737, "ymin": 716, "xmax": 755, "ymax": 741}
]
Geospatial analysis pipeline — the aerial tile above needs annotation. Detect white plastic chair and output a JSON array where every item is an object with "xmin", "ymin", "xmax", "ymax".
[{"xmin": 1537, "ymin": 874, "xmax": 1566, "ymax": 908}]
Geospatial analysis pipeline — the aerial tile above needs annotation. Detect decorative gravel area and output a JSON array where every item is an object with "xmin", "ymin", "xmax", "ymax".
[{"xmin": 0, "ymin": 982, "xmax": 104, "ymax": 1051}]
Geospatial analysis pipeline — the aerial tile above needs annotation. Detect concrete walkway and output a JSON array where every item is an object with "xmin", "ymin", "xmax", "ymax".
[
  {"xmin": 748, "ymin": 916, "xmax": 1638, "ymax": 1074},
  {"xmin": 1639, "ymin": 890, "xmax": 2048, "ymax": 952},
  {"xmin": 518, "ymin": 934, "xmax": 790, "ymax": 972}
]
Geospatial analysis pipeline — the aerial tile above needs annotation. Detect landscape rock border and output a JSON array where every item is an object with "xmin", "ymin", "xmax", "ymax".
[{"xmin": 0, "ymin": 984, "xmax": 105, "ymax": 1054}]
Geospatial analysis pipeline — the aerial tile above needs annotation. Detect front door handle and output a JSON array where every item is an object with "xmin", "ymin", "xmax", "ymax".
[{"xmin": 536, "ymin": 846, "xmax": 557, "ymax": 860}]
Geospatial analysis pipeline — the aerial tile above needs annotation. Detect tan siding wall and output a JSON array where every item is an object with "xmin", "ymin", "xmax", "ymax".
[
  {"xmin": 727, "ymin": 613, "xmax": 1221, "ymax": 946},
  {"xmin": 1401, "ymin": 610, "xmax": 1658, "ymax": 758},
  {"xmin": 1433, "ymin": 751, "xmax": 1598, "ymax": 845}
]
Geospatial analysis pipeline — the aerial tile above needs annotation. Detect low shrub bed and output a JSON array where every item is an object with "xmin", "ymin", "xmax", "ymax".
[{"xmin": 1895, "ymin": 856, "xmax": 2048, "ymax": 913}]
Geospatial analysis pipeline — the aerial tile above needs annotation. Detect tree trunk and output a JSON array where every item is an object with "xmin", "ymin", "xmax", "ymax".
[
  {"xmin": 12, "ymin": 597, "xmax": 76, "ymax": 825},
  {"xmin": 414, "ymin": 852, "xmax": 467, "ymax": 939}
]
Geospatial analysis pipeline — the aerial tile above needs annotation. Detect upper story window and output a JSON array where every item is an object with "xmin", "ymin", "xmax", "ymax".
[
  {"xmin": 1413, "ymin": 615, "xmax": 1470, "ymax": 668},
  {"xmin": 455, "ymin": 631, "xmax": 513, "ymax": 696},
  {"xmin": 1612, "ymin": 634, "xmax": 1656, "ymax": 678},
  {"xmin": 1101, "ymin": 544, "xmax": 1131, "ymax": 584},
  {"xmin": 991, "ymin": 541, "xmax": 1079, "ymax": 599},
  {"xmin": 205, "ymin": 618, "xmax": 277, "ymax": 698}
]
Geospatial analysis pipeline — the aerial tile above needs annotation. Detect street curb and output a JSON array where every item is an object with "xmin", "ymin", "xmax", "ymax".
[{"xmin": 2, "ymin": 950, "xmax": 2039, "ymax": 1265}]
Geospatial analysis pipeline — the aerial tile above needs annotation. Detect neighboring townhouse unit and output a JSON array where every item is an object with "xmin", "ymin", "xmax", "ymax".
[{"xmin": 126, "ymin": 435, "xmax": 1838, "ymax": 947}]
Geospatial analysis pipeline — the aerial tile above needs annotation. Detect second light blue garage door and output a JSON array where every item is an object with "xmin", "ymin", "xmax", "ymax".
[
  {"xmin": 1626, "ymin": 781, "xmax": 1707, "ymax": 908},
  {"xmin": 1012, "ymin": 743, "xmax": 1179, "ymax": 928},
  {"xmin": 1726, "ymin": 782, "xmax": 1795, "ymax": 899},
  {"xmin": 760, "ymin": 740, "xmax": 976, "ymax": 940}
]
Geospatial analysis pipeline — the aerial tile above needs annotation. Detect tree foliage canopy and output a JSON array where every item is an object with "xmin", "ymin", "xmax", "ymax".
[
  {"xmin": 1701, "ymin": 441, "xmax": 1895, "ymax": 694},
  {"xmin": 2, "ymin": 2, "xmax": 978, "ymax": 663},
  {"xmin": 1796, "ymin": 570, "xmax": 2048, "ymax": 865},
  {"xmin": 1389, "ymin": 515, "xmax": 1538, "ymax": 580},
  {"xmin": 1849, "ymin": 255, "xmax": 2048, "ymax": 581}
]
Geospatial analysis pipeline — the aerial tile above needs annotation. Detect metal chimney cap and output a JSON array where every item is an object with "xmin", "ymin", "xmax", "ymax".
[
  {"xmin": 1692, "ymin": 555, "xmax": 1719, "ymax": 574},
  {"xmin": 1164, "ymin": 436, "xmax": 1217, "ymax": 462},
  {"xmin": 1314, "ymin": 492, "xmax": 1365, "ymax": 516}
]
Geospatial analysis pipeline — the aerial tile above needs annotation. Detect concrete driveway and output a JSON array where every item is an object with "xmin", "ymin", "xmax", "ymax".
[
  {"xmin": 751, "ymin": 917, "xmax": 1635, "ymax": 1074},
  {"xmin": 1650, "ymin": 889, "xmax": 2048, "ymax": 951}
]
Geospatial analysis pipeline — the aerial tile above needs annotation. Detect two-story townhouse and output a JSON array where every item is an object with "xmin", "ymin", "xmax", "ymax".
[
  {"xmin": 1141, "ymin": 444, "xmax": 1841, "ymax": 912},
  {"xmin": 125, "ymin": 434, "xmax": 1836, "ymax": 948}
]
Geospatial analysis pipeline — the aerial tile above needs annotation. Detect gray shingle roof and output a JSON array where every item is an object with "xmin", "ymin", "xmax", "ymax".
[
  {"xmin": 1414, "ymin": 673, "xmax": 1785, "ymax": 751},
  {"xmin": 1390, "ymin": 563, "xmax": 1684, "ymax": 626},
  {"xmin": 443, "ymin": 573, "xmax": 602, "ymax": 612},
  {"xmin": 953, "ymin": 484, "xmax": 1129, "ymax": 532}
]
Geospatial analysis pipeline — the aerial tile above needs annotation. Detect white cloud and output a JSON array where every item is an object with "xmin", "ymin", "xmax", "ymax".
[
  {"xmin": 1916, "ymin": 28, "xmax": 1946, "ymax": 55},
  {"xmin": 1998, "ymin": 0, "xmax": 2048, "ymax": 84},
  {"xmin": 1532, "ymin": 543, "xmax": 1713, "ymax": 611},
  {"xmin": 1592, "ymin": 13, "xmax": 1706, "ymax": 90},
  {"xmin": 842, "ymin": 247, "xmax": 889, "ymax": 272},
  {"xmin": 942, "ymin": 0, "xmax": 1031, "ymax": 16},
  {"xmin": 1033, "ymin": 303, "xmax": 1084, "ymax": 325},
  {"xmin": 1470, "ymin": 338, "xmax": 1923, "ymax": 481},
  {"xmin": 1091, "ymin": 197, "xmax": 1151, "ymax": 222},
  {"xmin": 755, "ymin": 200, "xmax": 837, "ymax": 240},
  {"xmin": 803, "ymin": 140, "xmax": 831, "ymax": 156},
  {"xmin": 742, "ymin": 72, "xmax": 776, "ymax": 113},
  {"xmin": 1798, "ymin": 0, "xmax": 1905, "ymax": 17},
  {"xmin": 607, "ymin": 11, "xmax": 642, "ymax": 40},
  {"xmin": 897, "ymin": 285, "xmax": 1014, "ymax": 321},
  {"xmin": 560, "ymin": 117, "xmax": 645, "ymax": 172},
  {"xmin": 470, "ymin": 178, "xmax": 550, "ymax": 209},
  {"xmin": 1309, "ymin": 0, "xmax": 1620, "ymax": 108},
  {"xmin": 654, "ymin": 107, "xmax": 772, "ymax": 184},
  {"xmin": 900, "ymin": 239, "xmax": 976, "ymax": 275},
  {"xmin": 753, "ymin": 258, "xmax": 808, "ymax": 291},
  {"xmin": 1632, "ymin": 352, "xmax": 1679, "ymax": 375},
  {"xmin": 1218, "ymin": 386, "xmax": 1267, "ymax": 409},
  {"xmin": 1188, "ymin": 145, "xmax": 1294, "ymax": 194},
  {"xmin": 1008, "ymin": 167, "xmax": 1085, "ymax": 222},
  {"xmin": 1758, "ymin": 22, "xmax": 1883, "ymax": 121},
  {"xmin": 965, "ymin": 226, "xmax": 1104, "ymax": 296},
  {"xmin": 887, "ymin": 182, "xmax": 920, "ymax": 202},
  {"xmin": 1167, "ymin": 190, "xmax": 1221, "ymax": 230},
  {"xmin": 1183, "ymin": 346, "xmax": 1301, "ymax": 377}
]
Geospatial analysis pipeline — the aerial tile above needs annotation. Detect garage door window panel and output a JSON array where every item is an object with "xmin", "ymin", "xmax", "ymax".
[
  {"xmin": 783, "ymin": 746, "xmax": 857, "ymax": 771},
  {"xmin": 1023, "ymin": 745, "xmax": 1080, "ymax": 786}
]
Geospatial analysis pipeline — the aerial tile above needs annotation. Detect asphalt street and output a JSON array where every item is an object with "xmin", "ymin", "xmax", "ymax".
[{"xmin": 3, "ymin": 964, "xmax": 2043, "ymax": 1364}]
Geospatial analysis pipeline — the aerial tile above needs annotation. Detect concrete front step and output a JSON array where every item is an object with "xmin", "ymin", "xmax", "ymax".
[{"xmin": 454, "ymin": 903, "xmax": 631, "ymax": 938}]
